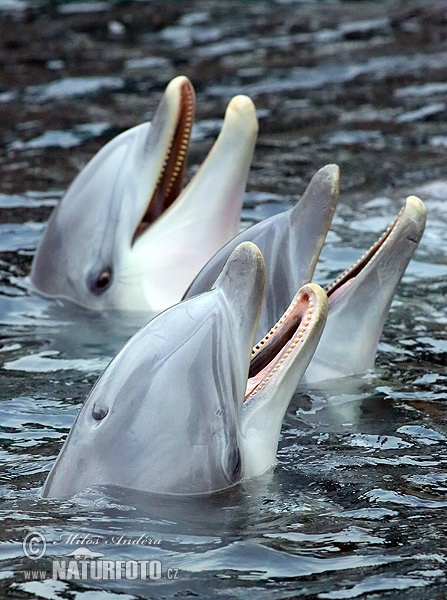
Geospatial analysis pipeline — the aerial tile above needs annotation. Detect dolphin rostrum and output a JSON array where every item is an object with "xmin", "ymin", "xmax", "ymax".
[
  {"xmin": 30, "ymin": 76, "xmax": 258, "ymax": 313},
  {"xmin": 185, "ymin": 169, "xmax": 427, "ymax": 383},
  {"xmin": 42, "ymin": 242, "xmax": 328, "ymax": 499},
  {"xmin": 302, "ymin": 195, "xmax": 426, "ymax": 383}
]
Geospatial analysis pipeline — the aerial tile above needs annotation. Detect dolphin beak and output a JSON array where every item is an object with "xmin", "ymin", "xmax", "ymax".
[
  {"xmin": 288, "ymin": 163, "xmax": 340, "ymax": 286},
  {"xmin": 240, "ymin": 283, "xmax": 328, "ymax": 478},
  {"xmin": 303, "ymin": 195, "xmax": 427, "ymax": 383},
  {"xmin": 170, "ymin": 94, "xmax": 259, "ymax": 238},
  {"xmin": 213, "ymin": 241, "xmax": 267, "ymax": 358},
  {"xmin": 247, "ymin": 284, "xmax": 328, "ymax": 399},
  {"xmin": 325, "ymin": 195, "xmax": 427, "ymax": 304}
]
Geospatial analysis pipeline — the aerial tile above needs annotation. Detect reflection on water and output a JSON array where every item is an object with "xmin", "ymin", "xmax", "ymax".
[{"xmin": 0, "ymin": 1, "xmax": 446, "ymax": 598}]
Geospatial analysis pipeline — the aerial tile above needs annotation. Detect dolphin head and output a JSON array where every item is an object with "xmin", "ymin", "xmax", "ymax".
[
  {"xmin": 184, "ymin": 163, "xmax": 339, "ymax": 339},
  {"xmin": 30, "ymin": 76, "xmax": 258, "ymax": 313},
  {"xmin": 303, "ymin": 195, "xmax": 427, "ymax": 384},
  {"xmin": 42, "ymin": 243, "xmax": 328, "ymax": 499}
]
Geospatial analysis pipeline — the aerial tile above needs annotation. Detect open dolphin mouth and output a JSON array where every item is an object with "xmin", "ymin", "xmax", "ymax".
[
  {"xmin": 325, "ymin": 195, "xmax": 426, "ymax": 304},
  {"xmin": 301, "ymin": 194, "xmax": 426, "ymax": 384},
  {"xmin": 133, "ymin": 77, "xmax": 195, "ymax": 241},
  {"xmin": 245, "ymin": 284, "xmax": 325, "ymax": 401}
]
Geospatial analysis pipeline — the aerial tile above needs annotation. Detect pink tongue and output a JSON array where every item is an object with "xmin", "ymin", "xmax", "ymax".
[{"xmin": 328, "ymin": 277, "xmax": 356, "ymax": 304}]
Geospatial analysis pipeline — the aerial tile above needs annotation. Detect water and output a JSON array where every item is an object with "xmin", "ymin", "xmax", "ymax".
[{"xmin": 0, "ymin": 1, "xmax": 446, "ymax": 598}]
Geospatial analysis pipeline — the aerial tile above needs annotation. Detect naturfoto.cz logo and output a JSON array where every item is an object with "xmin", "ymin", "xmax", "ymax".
[{"xmin": 22, "ymin": 531, "xmax": 179, "ymax": 582}]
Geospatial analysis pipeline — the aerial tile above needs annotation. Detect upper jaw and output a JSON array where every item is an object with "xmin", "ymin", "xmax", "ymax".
[
  {"xmin": 247, "ymin": 164, "xmax": 338, "ymax": 340},
  {"xmin": 130, "ymin": 75, "xmax": 196, "ymax": 245},
  {"xmin": 325, "ymin": 195, "xmax": 427, "ymax": 306},
  {"xmin": 289, "ymin": 164, "xmax": 340, "ymax": 287}
]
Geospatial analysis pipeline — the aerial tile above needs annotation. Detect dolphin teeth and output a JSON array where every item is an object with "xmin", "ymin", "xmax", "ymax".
[
  {"xmin": 163, "ymin": 80, "xmax": 194, "ymax": 200},
  {"xmin": 246, "ymin": 288, "xmax": 318, "ymax": 399},
  {"xmin": 325, "ymin": 203, "xmax": 406, "ymax": 300},
  {"xmin": 133, "ymin": 79, "xmax": 195, "ymax": 241}
]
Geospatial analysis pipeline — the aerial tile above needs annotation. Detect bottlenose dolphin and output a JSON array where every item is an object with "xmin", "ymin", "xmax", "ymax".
[
  {"xmin": 185, "ymin": 172, "xmax": 426, "ymax": 383},
  {"xmin": 184, "ymin": 164, "xmax": 339, "ymax": 338},
  {"xmin": 42, "ymin": 243, "xmax": 328, "ymax": 499},
  {"xmin": 30, "ymin": 76, "xmax": 258, "ymax": 313}
]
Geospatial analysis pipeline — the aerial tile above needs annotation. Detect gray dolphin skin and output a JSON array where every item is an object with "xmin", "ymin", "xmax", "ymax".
[
  {"xmin": 302, "ymin": 195, "xmax": 427, "ymax": 383},
  {"xmin": 42, "ymin": 242, "xmax": 328, "ymax": 499},
  {"xmin": 184, "ymin": 164, "xmax": 339, "ymax": 339},
  {"xmin": 185, "ymin": 169, "xmax": 426, "ymax": 383},
  {"xmin": 30, "ymin": 76, "xmax": 258, "ymax": 313}
]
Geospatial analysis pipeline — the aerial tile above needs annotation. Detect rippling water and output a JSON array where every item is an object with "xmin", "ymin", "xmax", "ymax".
[{"xmin": 1, "ymin": 1, "xmax": 446, "ymax": 598}]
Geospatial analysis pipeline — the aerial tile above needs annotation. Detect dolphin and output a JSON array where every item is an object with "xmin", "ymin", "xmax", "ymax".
[
  {"xmin": 184, "ymin": 163, "xmax": 339, "ymax": 338},
  {"xmin": 42, "ymin": 242, "xmax": 328, "ymax": 499},
  {"xmin": 30, "ymin": 76, "xmax": 258, "ymax": 313},
  {"xmin": 186, "ymin": 180, "xmax": 426, "ymax": 383}
]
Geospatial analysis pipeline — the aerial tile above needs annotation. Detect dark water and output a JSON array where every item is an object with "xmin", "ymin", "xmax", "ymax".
[{"xmin": 1, "ymin": 1, "xmax": 447, "ymax": 598}]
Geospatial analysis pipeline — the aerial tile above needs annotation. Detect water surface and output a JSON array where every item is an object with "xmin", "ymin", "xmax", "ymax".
[{"xmin": 0, "ymin": 1, "xmax": 446, "ymax": 598}]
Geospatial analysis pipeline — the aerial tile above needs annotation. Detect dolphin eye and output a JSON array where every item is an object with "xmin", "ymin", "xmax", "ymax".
[
  {"xmin": 92, "ymin": 404, "xmax": 108, "ymax": 420},
  {"xmin": 88, "ymin": 267, "xmax": 112, "ymax": 295},
  {"xmin": 96, "ymin": 270, "xmax": 111, "ymax": 289}
]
